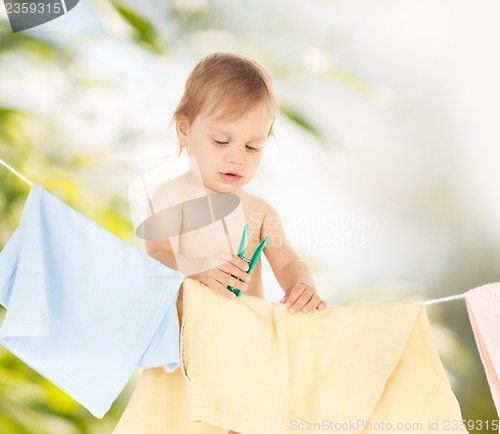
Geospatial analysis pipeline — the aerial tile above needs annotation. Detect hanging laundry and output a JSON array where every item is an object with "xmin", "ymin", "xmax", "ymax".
[
  {"xmin": 112, "ymin": 284, "xmax": 227, "ymax": 434},
  {"xmin": 113, "ymin": 278, "xmax": 469, "ymax": 434},
  {"xmin": 0, "ymin": 183, "xmax": 184, "ymax": 418},
  {"xmin": 465, "ymin": 283, "xmax": 500, "ymax": 418}
]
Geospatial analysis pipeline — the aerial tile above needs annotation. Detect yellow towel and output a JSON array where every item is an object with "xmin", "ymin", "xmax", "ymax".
[{"xmin": 114, "ymin": 278, "xmax": 468, "ymax": 434}]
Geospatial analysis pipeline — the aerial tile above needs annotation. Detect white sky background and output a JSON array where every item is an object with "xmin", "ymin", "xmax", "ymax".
[
  {"xmin": 1, "ymin": 0, "xmax": 500, "ymax": 304},
  {"xmin": 258, "ymin": 0, "xmax": 500, "ymax": 303}
]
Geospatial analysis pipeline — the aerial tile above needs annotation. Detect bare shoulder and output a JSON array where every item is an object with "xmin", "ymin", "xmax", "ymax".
[
  {"xmin": 237, "ymin": 190, "xmax": 283, "ymax": 241},
  {"xmin": 151, "ymin": 174, "xmax": 204, "ymax": 210},
  {"xmin": 150, "ymin": 178, "xmax": 177, "ymax": 203},
  {"xmin": 238, "ymin": 190, "xmax": 271, "ymax": 212},
  {"xmin": 151, "ymin": 175, "xmax": 189, "ymax": 195},
  {"xmin": 238, "ymin": 190, "xmax": 278, "ymax": 223}
]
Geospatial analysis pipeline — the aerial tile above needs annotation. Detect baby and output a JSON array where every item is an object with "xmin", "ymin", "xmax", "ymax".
[{"xmin": 146, "ymin": 52, "xmax": 327, "ymax": 317}]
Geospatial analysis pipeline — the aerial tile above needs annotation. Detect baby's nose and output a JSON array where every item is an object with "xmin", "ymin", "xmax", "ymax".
[{"xmin": 227, "ymin": 152, "xmax": 244, "ymax": 165}]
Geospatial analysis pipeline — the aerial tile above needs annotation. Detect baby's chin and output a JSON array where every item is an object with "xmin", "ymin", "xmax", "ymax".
[{"xmin": 203, "ymin": 181, "xmax": 245, "ymax": 195}]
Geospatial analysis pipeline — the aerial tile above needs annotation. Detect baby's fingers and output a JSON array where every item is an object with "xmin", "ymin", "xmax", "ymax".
[
  {"xmin": 215, "ymin": 267, "xmax": 250, "ymax": 297},
  {"xmin": 229, "ymin": 255, "xmax": 250, "ymax": 274},
  {"xmin": 288, "ymin": 291, "xmax": 314, "ymax": 314},
  {"xmin": 286, "ymin": 284, "xmax": 317, "ymax": 312},
  {"xmin": 218, "ymin": 258, "xmax": 251, "ymax": 289},
  {"xmin": 299, "ymin": 294, "xmax": 324, "ymax": 313},
  {"xmin": 284, "ymin": 284, "xmax": 306, "ymax": 308},
  {"xmin": 205, "ymin": 275, "xmax": 241, "ymax": 300}
]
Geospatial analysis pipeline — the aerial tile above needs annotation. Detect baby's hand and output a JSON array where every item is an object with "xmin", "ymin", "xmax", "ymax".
[
  {"xmin": 189, "ymin": 254, "xmax": 251, "ymax": 300},
  {"xmin": 280, "ymin": 282, "xmax": 327, "ymax": 314}
]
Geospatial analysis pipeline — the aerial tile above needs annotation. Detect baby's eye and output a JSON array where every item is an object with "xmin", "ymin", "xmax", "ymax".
[
  {"xmin": 246, "ymin": 145, "xmax": 260, "ymax": 152},
  {"xmin": 213, "ymin": 139, "xmax": 229, "ymax": 146}
]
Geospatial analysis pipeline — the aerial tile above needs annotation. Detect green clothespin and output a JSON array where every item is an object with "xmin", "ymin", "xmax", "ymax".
[{"xmin": 227, "ymin": 224, "xmax": 269, "ymax": 297}]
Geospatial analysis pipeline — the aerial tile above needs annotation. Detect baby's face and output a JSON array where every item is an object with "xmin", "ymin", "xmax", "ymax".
[{"xmin": 178, "ymin": 101, "xmax": 273, "ymax": 194}]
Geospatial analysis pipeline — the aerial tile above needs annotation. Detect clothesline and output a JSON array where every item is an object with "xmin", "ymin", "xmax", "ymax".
[
  {"xmin": 422, "ymin": 293, "xmax": 465, "ymax": 305},
  {"xmin": 0, "ymin": 158, "xmax": 471, "ymax": 306},
  {"xmin": 0, "ymin": 158, "xmax": 33, "ymax": 186}
]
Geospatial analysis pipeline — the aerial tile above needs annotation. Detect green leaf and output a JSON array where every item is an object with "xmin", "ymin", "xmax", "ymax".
[
  {"xmin": 110, "ymin": 2, "xmax": 164, "ymax": 53},
  {"xmin": 279, "ymin": 104, "xmax": 326, "ymax": 145}
]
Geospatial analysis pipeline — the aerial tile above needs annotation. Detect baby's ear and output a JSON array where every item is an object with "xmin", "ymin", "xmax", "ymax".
[{"xmin": 175, "ymin": 116, "xmax": 190, "ymax": 145}]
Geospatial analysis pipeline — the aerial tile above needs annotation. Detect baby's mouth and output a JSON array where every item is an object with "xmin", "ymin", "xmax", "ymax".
[{"xmin": 220, "ymin": 172, "xmax": 242, "ymax": 181}]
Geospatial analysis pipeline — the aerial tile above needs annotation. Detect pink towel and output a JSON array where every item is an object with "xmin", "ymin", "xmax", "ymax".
[{"xmin": 465, "ymin": 282, "xmax": 500, "ymax": 416}]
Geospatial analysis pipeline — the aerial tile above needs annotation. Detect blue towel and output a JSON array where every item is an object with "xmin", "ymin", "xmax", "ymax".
[{"xmin": 0, "ymin": 183, "xmax": 184, "ymax": 418}]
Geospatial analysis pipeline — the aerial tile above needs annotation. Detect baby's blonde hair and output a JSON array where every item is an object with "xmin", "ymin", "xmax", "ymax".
[{"xmin": 170, "ymin": 52, "xmax": 279, "ymax": 157}]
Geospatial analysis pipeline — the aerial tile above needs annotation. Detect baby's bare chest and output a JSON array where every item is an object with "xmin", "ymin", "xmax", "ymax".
[{"xmin": 178, "ymin": 193, "xmax": 265, "ymax": 260}]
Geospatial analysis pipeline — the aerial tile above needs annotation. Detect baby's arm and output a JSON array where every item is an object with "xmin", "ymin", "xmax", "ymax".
[{"xmin": 261, "ymin": 201, "xmax": 327, "ymax": 314}]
